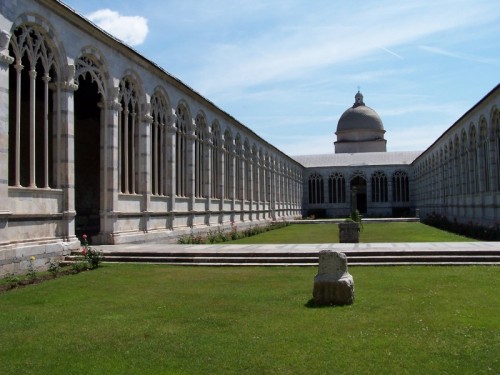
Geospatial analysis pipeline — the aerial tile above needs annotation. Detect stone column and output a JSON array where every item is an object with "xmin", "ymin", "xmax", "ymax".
[
  {"xmin": 97, "ymin": 95, "xmax": 121, "ymax": 243},
  {"xmin": 58, "ymin": 65, "xmax": 79, "ymax": 242},
  {"xmin": 254, "ymin": 159, "xmax": 260, "ymax": 219},
  {"xmin": 248, "ymin": 160, "xmax": 253, "ymax": 220},
  {"xmin": 141, "ymin": 105, "xmax": 153, "ymax": 232},
  {"xmin": 165, "ymin": 111, "xmax": 177, "ymax": 218},
  {"xmin": 270, "ymin": 159, "xmax": 276, "ymax": 220},
  {"xmin": 204, "ymin": 139, "xmax": 212, "ymax": 222},
  {"xmin": 0, "ymin": 30, "xmax": 14, "ymax": 227},
  {"xmin": 219, "ymin": 147, "xmax": 225, "ymax": 219}
]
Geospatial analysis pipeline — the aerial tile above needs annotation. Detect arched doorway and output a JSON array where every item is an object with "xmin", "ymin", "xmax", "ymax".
[
  {"xmin": 74, "ymin": 74, "xmax": 101, "ymax": 239},
  {"xmin": 350, "ymin": 175, "xmax": 367, "ymax": 214}
]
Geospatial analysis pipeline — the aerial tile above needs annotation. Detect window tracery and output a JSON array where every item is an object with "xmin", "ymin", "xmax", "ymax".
[
  {"xmin": 118, "ymin": 76, "xmax": 140, "ymax": 194},
  {"xmin": 195, "ymin": 113, "xmax": 207, "ymax": 198},
  {"xmin": 308, "ymin": 173, "xmax": 324, "ymax": 204},
  {"xmin": 392, "ymin": 170, "xmax": 409, "ymax": 202},
  {"xmin": 371, "ymin": 171, "xmax": 388, "ymax": 202},
  {"xmin": 175, "ymin": 104, "xmax": 189, "ymax": 197},
  {"xmin": 8, "ymin": 23, "xmax": 59, "ymax": 188},
  {"xmin": 150, "ymin": 92, "xmax": 168, "ymax": 196},
  {"xmin": 328, "ymin": 172, "xmax": 345, "ymax": 203}
]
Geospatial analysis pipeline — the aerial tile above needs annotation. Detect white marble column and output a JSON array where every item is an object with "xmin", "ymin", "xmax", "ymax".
[
  {"xmin": 0, "ymin": 30, "xmax": 14, "ymax": 222},
  {"xmin": 58, "ymin": 66, "xmax": 79, "ymax": 241}
]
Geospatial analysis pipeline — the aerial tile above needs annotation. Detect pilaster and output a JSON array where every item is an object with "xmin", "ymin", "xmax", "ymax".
[{"xmin": 0, "ymin": 29, "xmax": 14, "ymax": 213}]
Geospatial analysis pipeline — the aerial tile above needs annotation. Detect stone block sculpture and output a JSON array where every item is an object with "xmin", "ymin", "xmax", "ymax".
[{"xmin": 313, "ymin": 250, "xmax": 354, "ymax": 306}]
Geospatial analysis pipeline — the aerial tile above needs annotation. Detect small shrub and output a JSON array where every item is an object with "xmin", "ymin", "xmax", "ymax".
[
  {"xmin": 178, "ymin": 218, "xmax": 293, "ymax": 244},
  {"xmin": 26, "ymin": 256, "xmax": 37, "ymax": 280},
  {"xmin": 423, "ymin": 212, "xmax": 500, "ymax": 241},
  {"xmin": 47, "ymin": 259, "xmax": 61, "ymax": 278},
  {"xmin": 5, "ymin": 273, "xmax": 20, "ymax": 286},
  {"xmin": 81, "ymin": 234, "xmax": 103, "ymax": 269},
  {"xmin": 72, "ymin": 260, "xmax": 88, "ymax": 273},
  {"xmin": 178, "ymin": 234, "xmax": 193, "ymax": 244},
  {"xmin": 350, "ymin": 210, "xmax": 362, "ymax": 223}
]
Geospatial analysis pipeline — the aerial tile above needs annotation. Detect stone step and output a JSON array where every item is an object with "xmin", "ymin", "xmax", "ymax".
[
  {"xmin": 71, "ymin": 249, "xmax": 500, "ymax": 257},
  {"xmin": 65, "ymin": 249, "xmax": 500, "ymax": 266}
]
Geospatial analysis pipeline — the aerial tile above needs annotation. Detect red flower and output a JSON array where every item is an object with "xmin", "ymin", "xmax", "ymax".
[{"xmin": 82, "ymin": 234, "xmax": 87, "ymax": 240}]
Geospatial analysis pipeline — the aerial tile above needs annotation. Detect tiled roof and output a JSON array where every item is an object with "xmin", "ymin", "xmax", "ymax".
[{"xmin": 292, "ymin": 151, "xmax": 423, "ymax": 168}]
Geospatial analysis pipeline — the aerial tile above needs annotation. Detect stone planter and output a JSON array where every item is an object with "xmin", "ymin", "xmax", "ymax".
[{"xmin": 338, "ymin": 222, "xmax": 360, "ymax": 243}]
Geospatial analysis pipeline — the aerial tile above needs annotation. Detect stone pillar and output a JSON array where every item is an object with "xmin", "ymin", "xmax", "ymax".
[
  {"xmin": 187, "ymin": 126, "xmax": 196, "ymax": 212},
  {"xmin": 219, "ymin": 145, "xmax": 225, "ymax": 218},
  {"xmin": 254, "ymin": 159, "xmax": 260, "ymax": 219},
  {"xmin": 93, "ymin": 84, "xmax": 122, "ymax": 244},
  {"xmin": 270, "ymin": 160, "xmax": 276, "ymax": 220},
  {"xmin": 141, "ymin": 105, "xmax": 153, "ymax": 232},
  {"xmin": 205, "ymin": 139, "xmax": 212, "ymax": 218},
  {"xmin": 248, "ymin": 160, "xmax": 253, "ymax": 220},
  {"xmin": 58, "ymin": 65, "xmax": 79, "ymax": 242},
  {"xmin": 313, "ymin": 251, "xmax": 354, "ymax": 306},
  {"xmin": 0, "ymin": 30, "xmax": 14, "ymax": 231},
  {"xmin": 165, "ymin": 111, "xmax": 177, "ymax": 218}
]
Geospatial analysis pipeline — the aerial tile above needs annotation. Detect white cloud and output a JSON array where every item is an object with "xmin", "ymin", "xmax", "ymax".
[
  {"xmin": 86, "ymin": 9, "xmax": 148, "ymax": 46},
  {"xmin": 419, "ymin": 45, "xmax": 498, "ymax": 64},
  {"xmin": 193, "ymin": 0, "xmax": 495, "ymax": 96}
]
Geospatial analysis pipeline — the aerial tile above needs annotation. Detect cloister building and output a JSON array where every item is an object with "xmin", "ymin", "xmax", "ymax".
[{"xmin": 0, "ymin": 0, "xmax": 499, "ymax": 275}]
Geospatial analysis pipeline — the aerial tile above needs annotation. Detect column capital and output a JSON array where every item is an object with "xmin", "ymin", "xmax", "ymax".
[
  {"xmin": 166, "ymin": 124, "xmax": 177, "ymax": 134},
  {"xmin": 143, "ymin": 114, "xmax": 154, "ymax": 124},
  {"xmin": 99, "ymin": 100, "xmax": 122, "ymax": 111},
  {"xmin": 0, "ymin": 29, "xmax": 13, "ymax": 66},
  {"xmin": 0, "ymin": 53, "xmax": 14, "ymax": 66}
]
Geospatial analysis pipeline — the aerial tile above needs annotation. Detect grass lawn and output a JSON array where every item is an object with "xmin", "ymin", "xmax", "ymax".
[
  {"xmin": 229, "ymin": 222, "xmax": 474, "ymax": 244},
  {"xmin": 0, "ymin": 264, "xmax": 498, "ymax": 374}
]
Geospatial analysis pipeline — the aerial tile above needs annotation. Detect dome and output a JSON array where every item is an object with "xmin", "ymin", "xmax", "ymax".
[
  {"xmin": 334, "ymin": 91, "xmax": 387, "ymax": 153},
  {"xmin": 336, "ymin": 91, "xmax": 384, "ymax": 133}
]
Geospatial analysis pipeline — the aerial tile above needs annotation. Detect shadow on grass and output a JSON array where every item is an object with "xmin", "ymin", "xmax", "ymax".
[{"xmin": 304, "ymin": 298, "xmax": 352, "ymax": 309}]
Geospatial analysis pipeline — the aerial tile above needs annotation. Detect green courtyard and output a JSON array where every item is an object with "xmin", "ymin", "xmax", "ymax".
[{"xmin": 0, "ymin": 223, "xmax": 498, "ymax": 374}]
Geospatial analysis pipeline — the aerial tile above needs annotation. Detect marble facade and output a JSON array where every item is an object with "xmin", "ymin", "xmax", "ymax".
[{"xmin": 0, "ymin": 0, "xmax": 499, "ymax": 275}]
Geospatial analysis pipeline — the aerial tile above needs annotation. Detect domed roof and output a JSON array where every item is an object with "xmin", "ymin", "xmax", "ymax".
[{"xmin": 336, "ymin": 91, "xmax": 384, "ymax": 133}]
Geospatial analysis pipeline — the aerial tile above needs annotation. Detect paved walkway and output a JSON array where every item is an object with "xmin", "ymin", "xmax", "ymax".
[{"xmin": 99, "ymin": 241, "xmax": 500, "ymax": 254}]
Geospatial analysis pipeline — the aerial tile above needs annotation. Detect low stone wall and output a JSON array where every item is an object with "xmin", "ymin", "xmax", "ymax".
[{"xmin": 0, "ymin": 239, "xmax": 79, "ymax": 277}]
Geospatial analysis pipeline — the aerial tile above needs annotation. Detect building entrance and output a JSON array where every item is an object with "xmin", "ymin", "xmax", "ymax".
[
  {"xmin": 350, "ymin": 176, "xmax": 367, "ymax": 214},
  {"xmin": 74, "ymin": 75, "xmax": 101, "ymax": 239}
]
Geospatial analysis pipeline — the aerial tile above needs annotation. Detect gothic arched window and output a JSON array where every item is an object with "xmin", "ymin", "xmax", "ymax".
[
  {"xmin": 328, "ymin": 172, "xmax": 346, "ymax": 203},
  {"xmin": 8, "ymin": 24, "xmax": 59, "ymax": 188},
  {"xmin": 175, "ymin": 104, "xmax": 189, "ymax": 197},
  {"xmin": 493, "ymin": 110, "xmax": 500, "ymax": 190},
  {"xmin": 469, "ymin": 125, "xmax": 479, "ymax": 194},
  {"xmin": 118, "ymin": 76, "xmax": 140, "ymax": 194},
  {"xmin": 195, "ymin": 113, "xmax": 207, "ymax": 198},
  {"xmin": 244, "ymin": 140, "xmax": 252, "ymax": 201},
  {"xmin": 234, "ymin": 135, "xmax": 243, "ymax": 200},
  {"xmin": 308, "ymin": 173, "xmax": 324, "ymax": 204},
  {"xmin": 371, "ymin": 171, "xmax": 388, "ymax": 202},
  {"xmin": 223, "ymin": 130, "xmax": 233, "ymax": 200},
  {"xmin": 211, "ymin": 123, "xmax": 221, "ymax": 198},
  {"xmin": 392, "ymin": 170, "xmax": 409, "ymax": 202},
  {"xmin": 461, "ymin": 130, "xmax": 469, "ymax": 194},
  {"xmin": 150, "ymin": 91, "xmax": 168, "ymax": 196},
  {"xmin": 479, "ymin": 119, "xmax": 490, "ymax": 192}
]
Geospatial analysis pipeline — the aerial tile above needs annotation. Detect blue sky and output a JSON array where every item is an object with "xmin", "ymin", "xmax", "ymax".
[{"xmin": 63, "ymin": 0, "xmax": 500, "ymax": 155}]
